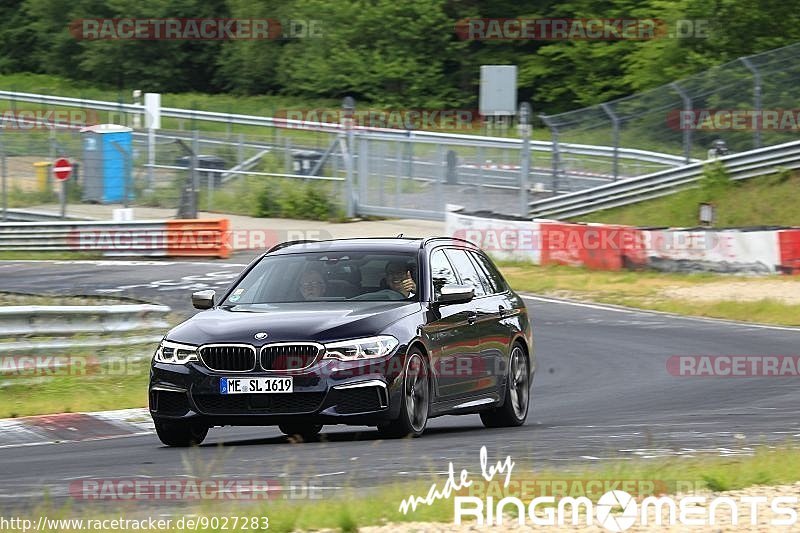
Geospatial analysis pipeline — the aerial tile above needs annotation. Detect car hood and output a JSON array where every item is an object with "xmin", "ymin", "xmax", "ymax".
[{"xmin": 167, "ymin": 301, "xmax": 422, "ymax": 345}]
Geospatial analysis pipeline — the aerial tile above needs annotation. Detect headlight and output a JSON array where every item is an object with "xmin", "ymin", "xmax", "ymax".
[
  {"xmin": 154, "ymin": 340, "xmax": 198, "ymax": 364},
  {"xmin": 322, "ymin": 335, "xmax": 399, "ymax": 361}
]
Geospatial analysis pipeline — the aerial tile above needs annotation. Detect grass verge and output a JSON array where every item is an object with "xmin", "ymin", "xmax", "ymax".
[
  {"xmin": 0, "ymin": 251, "xmax": 104, "ymax": 260},
  {"xmin": 579, "ymin": 166, "xmax": 800, "ymax": 228},
  {"xmin": 498, "ymin": 262, "xmax": 800, "ymax": 326},
  {"xmin": 0, "ymin": 349, "xmax": 152, "ymax": 418},
  {"xmin": 23, "ymin": 444, "xmax": 800, "ymax": 532}
]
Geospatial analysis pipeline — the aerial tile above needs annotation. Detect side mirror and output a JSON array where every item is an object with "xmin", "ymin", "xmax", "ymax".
[
  {"xmin": 437, "ymin": 284, "xmax": 474, "ymax": 305},
  {"xmin": 191, "ymin": 289, "xmax": 216, "ymax": 310}
]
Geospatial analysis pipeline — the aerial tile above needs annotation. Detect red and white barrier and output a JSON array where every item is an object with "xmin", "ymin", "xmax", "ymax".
[{"xmin": 446, "ymin": 210, "xmax": 800, "ymax": 275}]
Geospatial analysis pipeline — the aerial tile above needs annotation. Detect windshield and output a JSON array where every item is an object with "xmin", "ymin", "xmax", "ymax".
[{"xmin": 223, "ymin": 251, "xmax": 420, "ymax": 304}]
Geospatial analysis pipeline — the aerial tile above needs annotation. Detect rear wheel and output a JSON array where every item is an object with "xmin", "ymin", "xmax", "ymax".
[
  {"xmin": 480, "ymin": 344, "xmax": 530, "ymax": 428},
  {"xmin": 378, "ymin": 349, "xmax": 430, "ymax": 438},
  {"xmin": 154, "ymin": 420, "xmax": 208, "ymax": 447},
  {"xmin": 279, "ymin": 423, "xmax": 323, "ymax": 440}
]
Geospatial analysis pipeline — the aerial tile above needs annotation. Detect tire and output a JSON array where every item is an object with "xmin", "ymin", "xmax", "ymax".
[
  {"xmin": 480, "ymin": 343, "xmax": 530, "ymax": 428},
  {"xmin": 155, "ymin": 420, "xmax": 208, "ymax": 447},
  {"xmin": 378, "ymin": 348, "xmax": 430, "ymax": 438},
  {"xmin": 279, "ymin": 423, "xmax": 323, "ymax": 440}
]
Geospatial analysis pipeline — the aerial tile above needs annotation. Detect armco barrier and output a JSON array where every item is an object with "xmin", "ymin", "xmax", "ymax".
[
  {"xmin": 0, "ymin": 219, "xmax": 230, "ymax": 258},
  {"xmin": 446, "ymin": 210, "xmax": 800, "ymax": 275}
]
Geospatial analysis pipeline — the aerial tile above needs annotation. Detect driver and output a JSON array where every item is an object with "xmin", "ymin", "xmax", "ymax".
[
  {"xmin": 299, "ymin": 267, "xmax": 327, "ymax": 300},
  {"xmin": 385, "ymin": 260, "xmax": 417, "ymax": 298}
]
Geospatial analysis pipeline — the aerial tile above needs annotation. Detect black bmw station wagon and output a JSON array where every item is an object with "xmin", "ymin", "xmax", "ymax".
[{"xmin": 149, "ymin": 237, "xmax": 534, "ymax": 446}]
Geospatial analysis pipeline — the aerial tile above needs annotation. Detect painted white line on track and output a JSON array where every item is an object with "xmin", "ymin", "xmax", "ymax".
[
  {"xmin": 314, "ymin": 471, "xmax": 346, "ymax": 478},
  {"xmin": 521, "ymin": 293, "xmax": 800, "ymax": 332}
]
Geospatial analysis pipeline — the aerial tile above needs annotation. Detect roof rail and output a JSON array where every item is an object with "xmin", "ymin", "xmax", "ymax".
[
  {"xmin": 420, "ymin": 236, "xmax": 478, "ymax": 248},
  {"xmin": 265, "ymin": 239, "xmax": 319, "ymax": 254}
]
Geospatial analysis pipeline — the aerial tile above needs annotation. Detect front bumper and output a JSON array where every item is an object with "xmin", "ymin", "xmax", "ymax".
[{"xmin": 149, "ymin": 353, "xmax": 405, "ymax": 427}]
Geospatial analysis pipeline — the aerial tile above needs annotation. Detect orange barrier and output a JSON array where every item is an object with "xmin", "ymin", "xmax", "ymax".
[
  {"xmin": 778, "ymin": 229, "xmax": 800, "ymax": 274},
  {"xmin": 165, "ymin": 218, "xmax": 231, "ymax": 259}
]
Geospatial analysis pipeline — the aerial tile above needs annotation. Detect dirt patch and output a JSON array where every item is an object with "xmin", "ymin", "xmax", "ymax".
[{"xmin": 661, "ymin": 279, "xmax": 800, "ymax": 304}]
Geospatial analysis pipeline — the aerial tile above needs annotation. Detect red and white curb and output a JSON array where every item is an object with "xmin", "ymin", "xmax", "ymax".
[{"xmin": 0, "ymin": 408, "xmax": 152, "ymax": 449}]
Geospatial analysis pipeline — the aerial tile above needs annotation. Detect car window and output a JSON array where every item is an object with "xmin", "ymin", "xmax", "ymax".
[
  {"xmin": 223, "ymin": 251, "xmax": 418, "ymax": 303},
  {"xmin": 444, "ymin": 249, "xmax": 486, "ymax": 297},
  {"xmin": 429, "ymin": 249, "xmax": 458, "ymax": 300},
  {"xmin": 469, "ymin": 251, "xmax": 506, "ymax": 293}
]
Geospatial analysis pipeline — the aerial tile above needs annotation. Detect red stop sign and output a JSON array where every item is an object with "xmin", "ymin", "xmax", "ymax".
[{"xmin": 53, "ymin": 158, "xmax": 72, "ymax": 181}]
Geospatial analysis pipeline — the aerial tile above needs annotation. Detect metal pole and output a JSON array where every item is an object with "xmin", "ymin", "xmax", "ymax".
[
  {"xmin": 358, "ymin": 137, "xmax": 368, "ymax": 206},
  {"xmin": 540, "ymin": 114, "xmax": 561, "ymax": 195},
  {"xmin": 670, "ymin": 82, "xmax": 692, "ymax": 163},
  {"xmin": 741, "ymin": 57, "xmax": 762, "ymax": 149},
  {"xmin": 1, "ymin": 131, "xmax": 6, "ymax": 221},
  {"xmin": 342, "ymin": 96, "xmax": 355, "ymax": 218},
  {"xmin": 191, "ymin": 130, "xmax": 199, "ymax": 218},
  {"xmin": 146, "ymin": 128, "xmax": 155, "ymax": 192},
  {"xmin": 60, "ymin": 181, "xmax": 66, "ymax": 219},
  {"xmin": 518, "ymin": 102, "xmax": 532, "ymax": 218},
  {"xmin": 601, "ymin": 103, "xmax": 620, "ymax": 180}
]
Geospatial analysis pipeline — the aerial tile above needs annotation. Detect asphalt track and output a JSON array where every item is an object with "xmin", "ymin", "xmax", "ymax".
[{"xmin": 1, "ymin": 258, "xmax": 799, "ymax": 513}]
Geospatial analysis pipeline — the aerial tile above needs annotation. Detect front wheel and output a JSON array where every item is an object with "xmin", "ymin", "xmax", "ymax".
[
  {"xmin": 279, "ymin": 423, "xmax": 323, "ymax": 440},
  {"xmin": 480, "ymin": 344, "xmax": 530, "ymax": 428},
  {"xmin": 155, "ymin": 420, "xmax": 208, "ymax": 447},
  {"xmin": 378, "ymin": 349, "xmax": 430, "ymax": 438}
]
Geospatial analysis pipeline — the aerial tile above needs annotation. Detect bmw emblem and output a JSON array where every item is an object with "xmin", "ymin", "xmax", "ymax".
[{"xmin": 254, "ymin": 332, "xmax": 269, "ymax": 340}]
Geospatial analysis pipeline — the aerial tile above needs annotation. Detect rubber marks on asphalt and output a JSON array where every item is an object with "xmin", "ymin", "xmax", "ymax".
[{"xmin": 0, "ymin": 408, "xmax": 152, "ymax": 449}]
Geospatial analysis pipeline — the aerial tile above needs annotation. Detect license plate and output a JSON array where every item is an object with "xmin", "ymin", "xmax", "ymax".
[{"xmin": 220, "ymin": 377, "xmax": 293, "ymax": 394}]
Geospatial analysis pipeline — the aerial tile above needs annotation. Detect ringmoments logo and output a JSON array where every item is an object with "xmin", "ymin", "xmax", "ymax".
[{"xmin": 398, "ymin": 447, "xmax": 800, "ymax": 531}]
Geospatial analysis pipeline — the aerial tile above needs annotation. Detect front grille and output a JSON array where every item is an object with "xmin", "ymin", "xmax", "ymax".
[
  {"xmin": 151, "ymin": 390, "xmax": 190, "ymax": 416},
  {"xmin": 193, "ymin": 392, "xmax": 325, "ymax": 414},
  {"xmin": 333, "ymin": 387, "xmax": 386, "ymax": 414},
  {"xmin": 199, "ymin": 345, "xmax": 256, "ymax": 372},
  {"xmin": 260, "ymin": 344, "xmax": 322, "ymax": 371}
]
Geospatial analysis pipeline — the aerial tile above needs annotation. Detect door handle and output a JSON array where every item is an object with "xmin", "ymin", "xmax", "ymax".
[
  {"xmin": 466, "ymin": 311, "xmax": 477, "ymax": 325},
  {"xmin": 499, "ymin": 305, "xmax": 511, "ymax": 318}
]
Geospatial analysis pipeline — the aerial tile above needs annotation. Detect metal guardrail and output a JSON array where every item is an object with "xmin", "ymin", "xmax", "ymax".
[
  {"xmin": 0, "ymin": 209, "xmax": 93, "ymax": 222},
  {"xmin": 0, "ymin": 218, "xmax": 231, "ymax": 257},
  {"xmin": 0, "ymin": 89, "xmax": 693, "ymax": 168},
  {"xmin": 0, "ymin": 303, "xmax": 170, "ymax": 353},
  {"xmin": 0, "ymin": 304, "xmax": 170, "ymax": 336},
  {"xmin": 528, "ymin": 140, "xmax": 800, "ymax": 219}
]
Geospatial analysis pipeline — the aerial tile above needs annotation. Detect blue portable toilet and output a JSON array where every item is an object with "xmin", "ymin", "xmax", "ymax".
[{"xmin": 80, "ymin": 124, "xmax": 133, "ymax": 203}]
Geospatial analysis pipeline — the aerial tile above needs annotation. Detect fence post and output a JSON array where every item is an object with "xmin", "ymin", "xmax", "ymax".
[
  {"xmin": 342, "ymin": 96, "xmax": 356, "ymax": 218},
  {"xmin": 670, "ymin": 82, "xmax": 692, "ymax": 163},
  {"xmin": 539, "ymin": 114, "xmax": 561, "ymax": 195},
  {"xmin": 600, "ymin": 103, "xmax": 620, "ymax": 180},
  {"xmin": 0, "ymin": 130, "xmax": 6, "ymax": 221},
  {"xmin": 740, "ymin": 56, "xmax": 762, "ymax": 150},
  {"xmin": 358, "ymin": 137, "xmax": 368, "ymax": 208},
  {"xmin": 191, "ymin": 130, "xmax": 200, "ymax": 218},
  {"xmin": 518, "ymin": 102, "xmax": 532, "ymax": 217}
]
